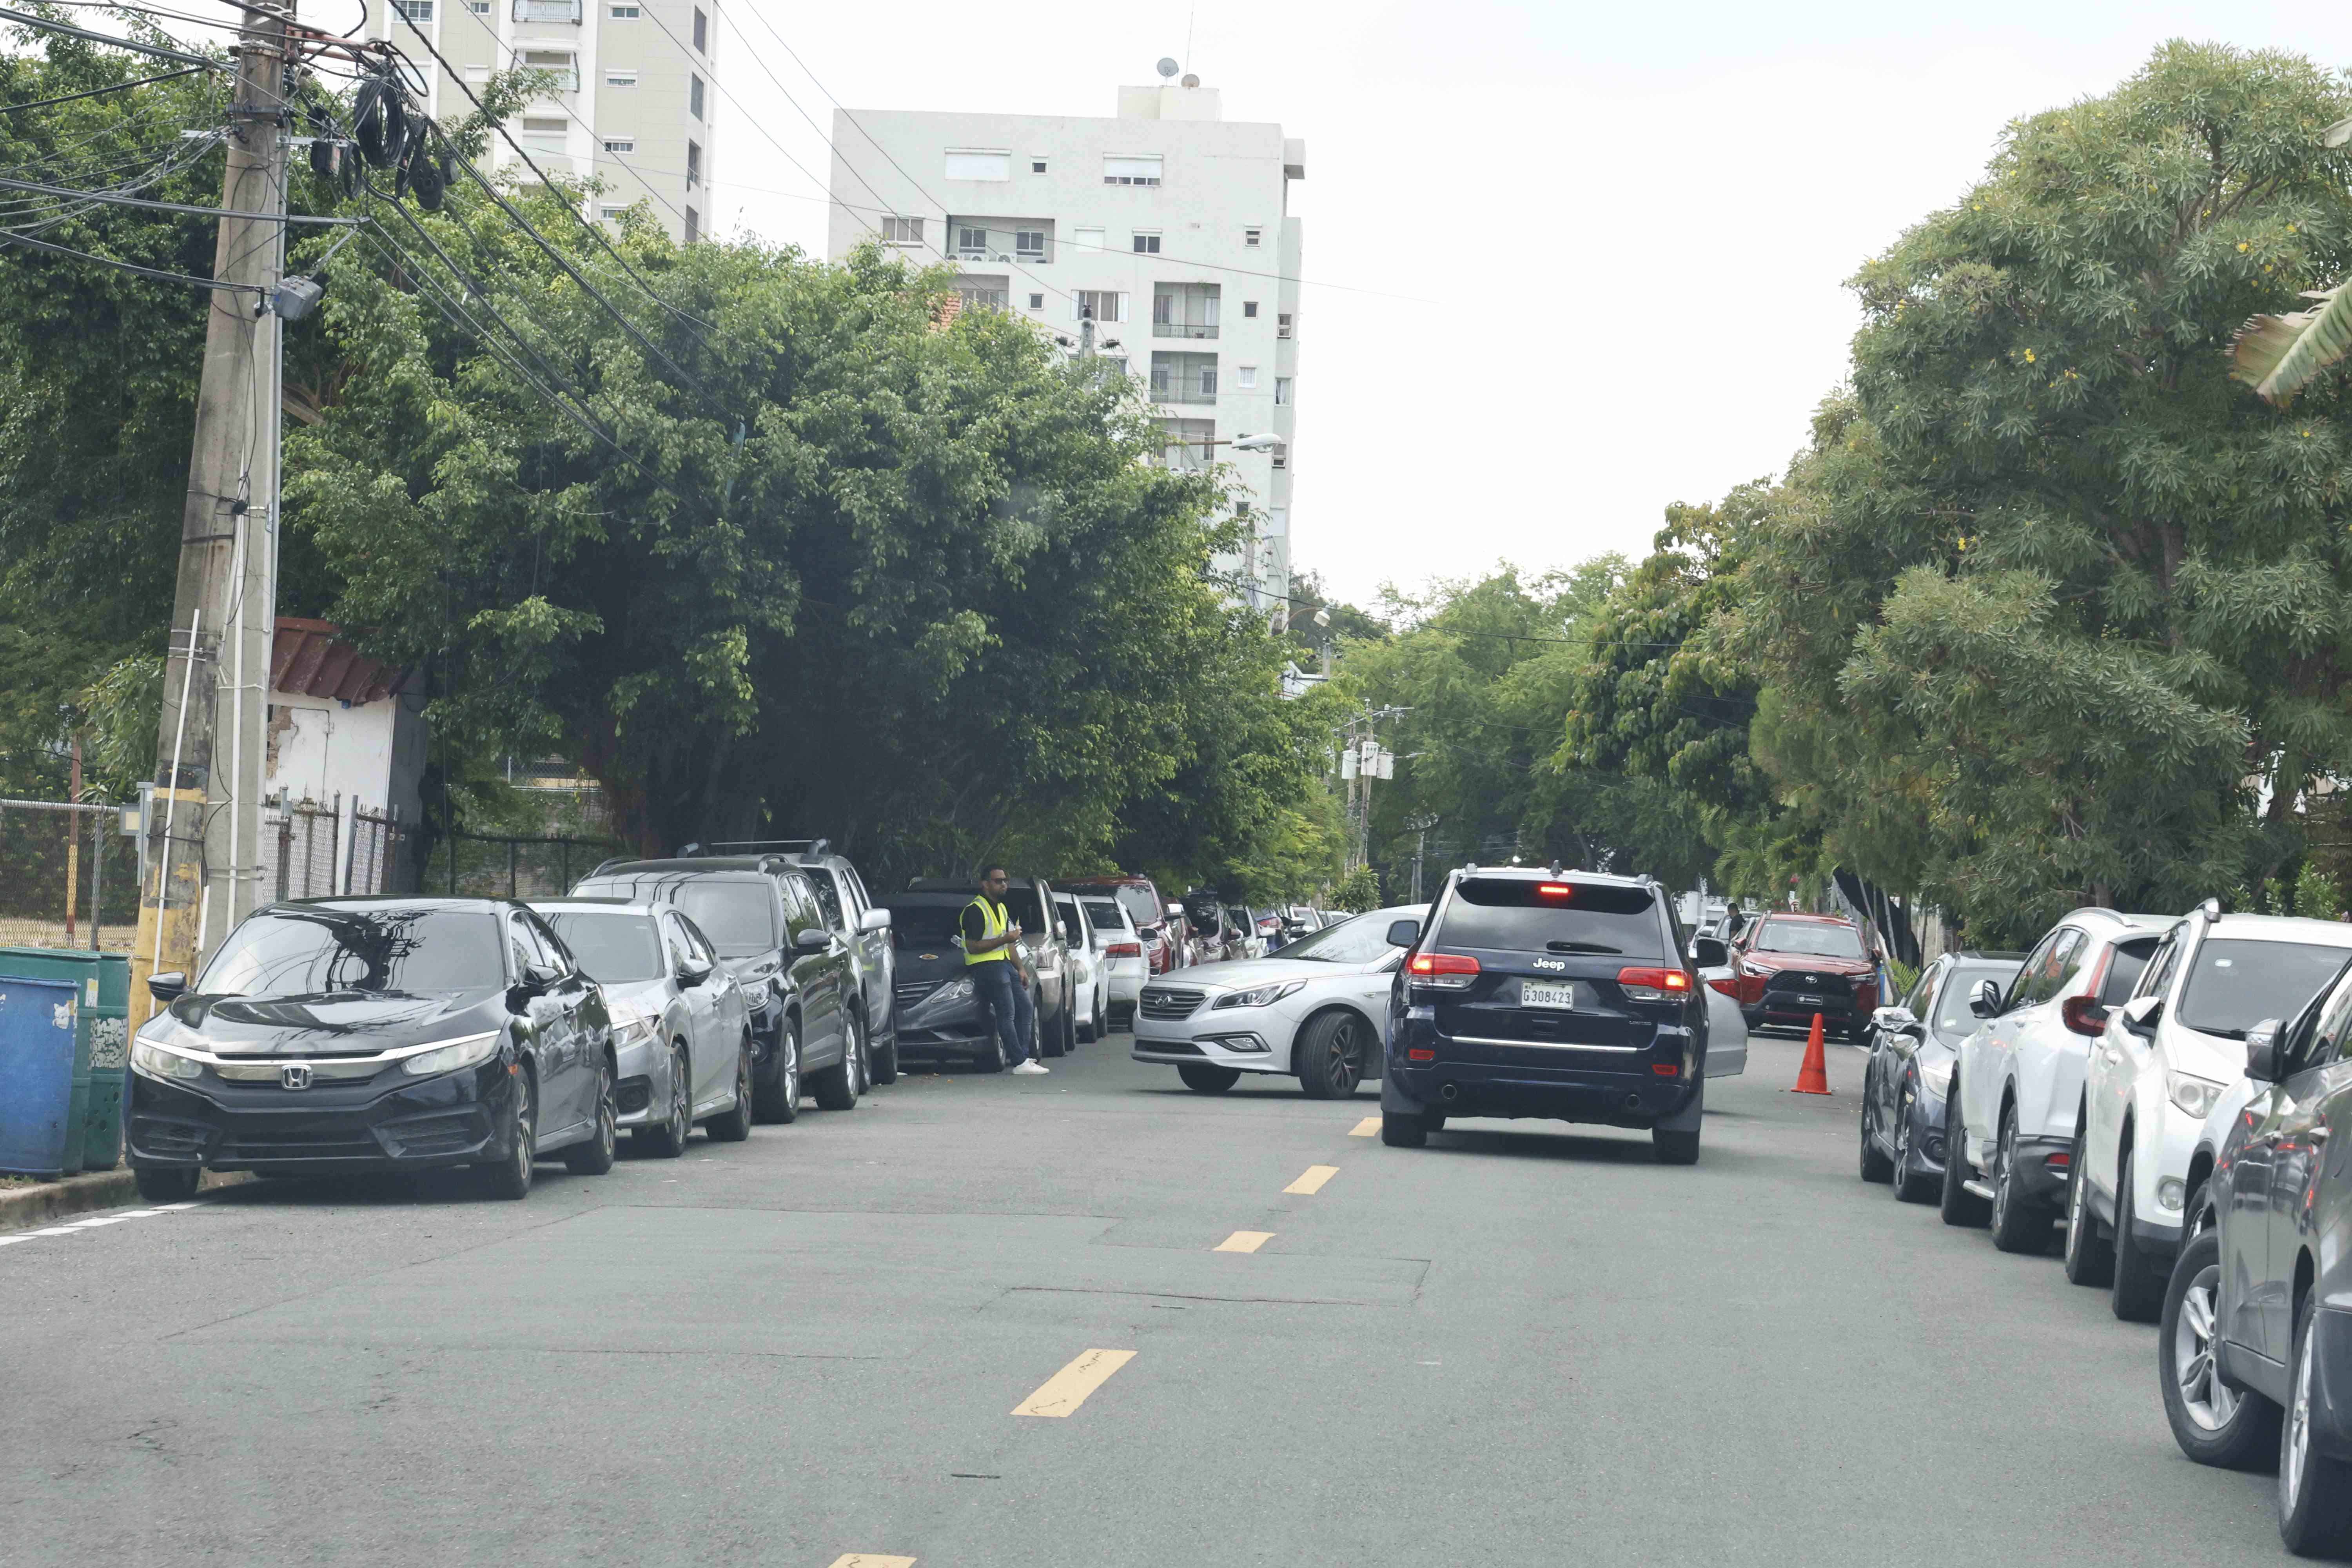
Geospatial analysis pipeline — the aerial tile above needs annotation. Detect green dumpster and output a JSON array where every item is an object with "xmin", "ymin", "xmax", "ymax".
[{"xmin": 0, "ymin": 948, "xmax": 128, "ymax": 1173}]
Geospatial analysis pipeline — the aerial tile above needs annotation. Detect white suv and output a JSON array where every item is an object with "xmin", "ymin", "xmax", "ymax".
[
  {"xmin": 1945, "ymin": 908, "xmax": 2172, "ymax": 1251},
  {"xmin": 2075, "ymin": 906, "xmax": 2352, "ymax": 1319}
]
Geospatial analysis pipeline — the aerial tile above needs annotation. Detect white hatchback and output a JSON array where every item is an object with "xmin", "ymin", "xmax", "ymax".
[{"xmin": 2076, "ymin": 906, "xmax": 2352, "ymax": 1319}]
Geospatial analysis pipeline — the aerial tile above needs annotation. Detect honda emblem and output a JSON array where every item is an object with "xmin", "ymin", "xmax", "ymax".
[{"xmin": 280, "ymin": 1063, "xmax": 313, "ymax": 1091}]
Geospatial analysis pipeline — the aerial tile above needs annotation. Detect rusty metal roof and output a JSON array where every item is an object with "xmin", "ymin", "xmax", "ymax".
[{"xmin": 269, "ymin": 617, "xmax": 414, "ymax": 704}]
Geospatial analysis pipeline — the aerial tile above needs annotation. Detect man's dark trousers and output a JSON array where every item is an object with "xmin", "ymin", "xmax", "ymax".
[{"xmin": 969, "ymin": 961, "xmax": 1033, "ymax": 1065}]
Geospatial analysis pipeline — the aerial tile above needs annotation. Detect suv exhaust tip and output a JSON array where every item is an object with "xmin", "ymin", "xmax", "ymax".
[{"xmin": 1439, "ymin": 1082, "xmax": 1461, "ymax": 1103}]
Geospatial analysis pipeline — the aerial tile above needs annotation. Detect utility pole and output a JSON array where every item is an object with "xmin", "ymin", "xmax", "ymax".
[{"xmin": 136, "ymin": 2, "xmax": 292, "ymax": 1016}]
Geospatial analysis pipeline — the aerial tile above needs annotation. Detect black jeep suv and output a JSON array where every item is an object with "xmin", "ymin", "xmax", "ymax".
[{"xmin": 1381, "ymin": 867, "xmax": 1722, "ymax": 1163}]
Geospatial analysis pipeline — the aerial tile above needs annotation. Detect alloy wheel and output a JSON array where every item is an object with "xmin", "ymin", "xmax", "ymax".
[
  {"xmin": 849, "ymin": 1016, "xmax": 868, "ymax": 1096},
  {"xmin": 782, "ymin": 1027, "xmax": 801, "ymax": 1106},
  {"xmin": 1328, "ymin": 1016, "xmax": 1362, "ymax": 1089},
  {"xmin": 1893, "ymin": 1115, "xmax": 1912, "ymax": 1190},
  {"xmin": 1992, "ymin": 1110, "xmax": 2016, "ymax": 1230},
  {"xmin": 668, "ymin": 1048, "xmax": 690, "ymax": 1148},
  {"xmin": 511, "ymin": 1073, "xmax": 535, "ymax": 1187},
  {"xmin": 2174, "ymin": 1264, "xmax": 2242, "ymax": 1432},
  {"xmin": 2290, "ymin": 1319, "xmax": 2316, "ymax": 1514}
]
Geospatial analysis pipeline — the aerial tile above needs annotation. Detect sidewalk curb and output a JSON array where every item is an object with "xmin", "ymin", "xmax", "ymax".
[{"xmin": 0, "ymin": 1168, "xmax": 253, "ymax": 1234}]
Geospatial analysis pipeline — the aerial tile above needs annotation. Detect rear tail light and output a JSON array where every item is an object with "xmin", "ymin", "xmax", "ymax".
[
  {"xmin": 1707, "ymin": 976, "xmax": 1740, "ymax": 997},
  {"xmin": 2060, "ymin": 995, "xmax": 2108, "ymax": 1037},
  {"xmin": 1617, "ymin": 967, "xmax": 1693, "ymax": 1002},
  {"xmin": 1407, "ymin": 952, "xmax": 1481, "ymax": 989},
  {"xmin": 1651, "ymin": 1062, "xmax": 1680, "ymax": 1077},
  {"xmin": 1106, "ymin": 942, "xmax": 1142, "ymax": 958},
  {"xmin": 1407, "ymin": 1048, "xmax": 1436, "ymax": 1062},
  {"xmin": 1537, "ymin": 883, "xmax": 1574, "ymax": 900},
  {"xmin": 1734, "ymin": 971, "xmax": 1768, "ymax": 1005},
  {"xmin": 2045, "ymin": 1149, "xmax": 2071, "ymax": 1169}
]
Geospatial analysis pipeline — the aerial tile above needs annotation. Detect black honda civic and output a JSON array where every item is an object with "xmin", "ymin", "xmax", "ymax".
[{"xmin": 127, "ymin": 898, "xmax": 617, "ymax": 1202}]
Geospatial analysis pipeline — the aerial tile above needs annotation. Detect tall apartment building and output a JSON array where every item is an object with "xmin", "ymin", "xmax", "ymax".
[
  {"xmin": 362, "ymin": 0, "xmax": 718, "ymax": 243},
  {"xmin": 824, "ymin": 76, "xmax": 1304, "ymax": 617}
]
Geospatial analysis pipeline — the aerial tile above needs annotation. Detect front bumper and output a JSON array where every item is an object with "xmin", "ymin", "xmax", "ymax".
[
  {"xmin": 2127, "ymin": 1088, "xmax": 2207, "ymax": 1256},
  {"xmin": 1743, "ymin": 995, "xmax": 1864, "ymax": 1032},
  {"xmin": 129, "ymin": 1062, "xmax": 521, "ymax": 1173},
  {"xmin": 1132, "ymin": 1023, "xmax": 1290, "ymax": 1074},
  {"xmin": 612, "ymin": 1034, "xmax": 662, "ymax": 1127}
]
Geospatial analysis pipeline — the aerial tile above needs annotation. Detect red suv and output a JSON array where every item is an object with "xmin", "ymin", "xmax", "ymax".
[
  {"xmin": 1725, "ymin": 912, "xmax": 1880, "ymax": 1039},
  {"xmin": 1060, "ymin": 875, "xmax": 1185, "ymax": 975}
]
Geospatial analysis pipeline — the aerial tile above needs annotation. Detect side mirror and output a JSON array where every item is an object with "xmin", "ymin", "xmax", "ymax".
[
  {"xmin": 2246, "ymin": 1018, "xmax": 2287, "ymax": 1084},
  {"xmin": 2118, "ymin": 995, "xmax": 2163, "ymax": 1039},
  {"xmin": 1386, "ymin": 918, "xmax": 1421, "ymax": 948},
  {"xmin": 146, "ymin": 970, "xmax": 188, "ymax": 1003},
  {"xmin": 677, "ymin": 955, "xmax": 715, "ymax": 984},
  {"xmin": 794, "ymin": 927, "xmax": 832, "ymax": 952},
  {"xmin": 1967, "ymin": 979, "xmax": 2004, "ymax": 1018},
  {"xmin": 1166, "ymin": 902, "xmax": 1183, "ymax": 920},
  {"xmin": 859, "ymin": 907, "xmax": 891, "ymax": 934},
  {"xmin": 1691, "ymin": 936, "xmax": 1728, "ymax": 969},
  {"xmin": 1871, "ymin": 1004, "xmax": 1918, "ymax": 1036},
  {"xmin": 520, "ymin": 960, "xmax": 563, "ymax": 991}
]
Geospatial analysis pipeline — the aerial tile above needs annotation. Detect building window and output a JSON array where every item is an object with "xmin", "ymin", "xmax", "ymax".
[
  {"xmin": 956, "ymin": 223, "xmax": 990, "ymax": 258},
  {"xmin": 1244, "ymin": 226, "xmax": 1262, "ymax": 248},
  {"xmin": 957, "ymin": 284, "xmax": 1009, "ymax": 312},
  {"xmin": 1031, "ymin": 158, "xmax": 1047, "ymax": 173},
  {"xmin": 686, "ymin": 140, "xmax": 701, "ymax": 187},
  {"xmin": 518, "ymin": 116, "xmax": 567, "ymax": 154},
  {"xmin": 945, "ymin": 149, "xmax": 1011, "ymax": 181},
  {"xmin": 604, "ymin": 68, "xmax": 637, "ymax": 86},
  {"xmin": 1132, "ymin": 231, "xmax": 1161, "ymax": 254},
  {"xmin": 1014, "ymin": 228, "xmax": 1047, "ymax": 260},
  {"xmin": 1277, "ymin": 312, "xmax": 1292, "ymax": 339},
  {"xmin": 1072, "ymin": 225, "xmax": 1104, "ymax": 252},
  {"xmin": 599, "ymin": 203, "xmax": 628, "ymax": 219},
  {"xmin": 466, "ymin": 0, "xmax": 490, "ymax": 13},
  {"xmin": 1076, "ymin": 289, "xmax": 1124, "ymax": 323},
  {"xmin": 608, "ymin": 3, "xmax": 637, "ymax": 14},
  {"xmin": 511, "ymin": 0, "xmax": 580, "ymax": 20},
  {"xmin": 692, "ymin": 5, "xmax": 706, "ymax": 49},
  {"xmin": 520, "ymin": 50, "xmax": 578, "ymax": 90},
  {"xmin": 392, "ymin": 0, "xmax": 433, "ymax": 21},
  {"xmin": 1152, "ymin": 282, "xmax": 1218, "ymax": 338},
  {"xmin": 1236, "ymin": 365, "xmax": 1258, "ymax": 390},
  {"xmin": 1103, "ymin": 154, "xmax": 1162, "ymax": 187},
  {"xmin": 1242, "ymin": 300, "xmax": 1258, "ymax": 318},
  {"xmin": 1270, "ymin": 441, "xmax": 1288, "ymax": 468},
  {"xmin": 684, "ymin": 206, "xmax": 699, "ymax": 243},
  {"xmin": 1027, "ymin": 292, "xmax": 1044, "ymax": 309},
  {"xmin": 1274, "ymin": 376, "xmax": 1291, "ymax": 405},
  {"xmin": 689, "ymin": 74, "xmax": 704, "ymax": 119},
  {"xmin": 602, "ymin": 137, "xmax": 634, "ymax": 152},
  {"xmin": 882, "ymin": 215, "xmax": 923, "ymax": 245},
  {"xmin": 1149, "ymin": 353, "xmax": 1219, "ymax": 404}
]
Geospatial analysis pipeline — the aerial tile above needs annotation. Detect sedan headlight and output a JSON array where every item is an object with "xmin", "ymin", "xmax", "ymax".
[
  {"xmin": 608, "ymin": 1004, "xmax": 657, "ymax": 1048},
  {"xmin": 400, "ymin": 1031, "xmax": 503, "ymax": 1078},
  {"xmin": 131, "ymin": 1036, "xmax": 205, "ymax": 1082},
  {"xmin": 1917, "ymin": 1057, "xmax": 1953, "ymax": 1099},
  {"xmin": 1213, "ymin": 980, "xmax": 1306, "ymax": 1010},
  {"xmin": 932, "ymin": 976, "xmax": 976, "ymax": 1005},
  {"xmin": 2167, "ymin": 1071, "xmax": 2226, "ymax": 1120}
]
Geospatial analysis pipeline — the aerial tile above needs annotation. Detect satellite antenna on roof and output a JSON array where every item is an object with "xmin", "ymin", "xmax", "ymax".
[{"xmin": 1156, "ymin": 57, "xmax": 1179, "ymax": 78}]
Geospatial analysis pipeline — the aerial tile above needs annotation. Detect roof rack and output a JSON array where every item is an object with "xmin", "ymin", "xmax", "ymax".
[{"xmin": 679, "ymin": 838, "xmax": 826, "ymax": 859}]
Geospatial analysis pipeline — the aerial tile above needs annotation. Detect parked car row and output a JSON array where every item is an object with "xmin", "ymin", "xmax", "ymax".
[
  {"xmin": 124, "ymin": 841, "xmax": 1140, "ymax": 1202},
  {"xmin": 1856, "ymin": 899, "xmax": 2352, "ymax": 1557}
]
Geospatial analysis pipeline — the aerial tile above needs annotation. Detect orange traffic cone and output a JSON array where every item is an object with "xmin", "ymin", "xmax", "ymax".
[{"xmin": 1790, "ymin": 1012, "xmax": 1831, "ymax": 1095}]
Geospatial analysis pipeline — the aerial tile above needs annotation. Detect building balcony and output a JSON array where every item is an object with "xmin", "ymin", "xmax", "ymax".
[
  {"xmin": 512, "ymin": 0, "xmax": 581, "ymax": 20},
  {"xmin": 1149, "ymin": 381, "xmax": 1217, "ymax": 405},
  {"xmin": 1152, "ymin": 321, "xmax": 1219, "ymax": 340}
]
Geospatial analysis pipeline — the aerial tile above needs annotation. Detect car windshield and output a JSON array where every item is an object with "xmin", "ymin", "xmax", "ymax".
[
  {"xmin": 1932, "ymin": 963, "xmax": 2020, "ymax": 1045},
  {"xmin": 2178, "ymin": 939, "xmax": 2352, "ymax": 1039},
  {"xmin": 1280, "ymin": 907, "xmax": 1425, "ymax": 964},
  {"xmin": 1753, "ymin": 919, "xmax": 1868, "ymax": 960},
  {"xmin": 1107, "ymin": 886, "xmax": 1158, "ymax": 930},
  {"xmin": 1082, "ymin": 900, "xmax": 1127, "ymax": 933},
  {"xmin": 539, "ymin": 911, "xmax": 663, "ymax": 984},
  {"xmin": 198, "ymin": 908, "xmax": 505, "ymax": 996},
  {"xmin": 1432, "ymin": 880, "xmax": 1664, "ymax": 959},
  {"xmin": 893, "ymin": 904, "xmax": 966, "ymax": 945},
  {"xmin": 667, "ymin": 881, "xmax": 780, "ymax": 957}
]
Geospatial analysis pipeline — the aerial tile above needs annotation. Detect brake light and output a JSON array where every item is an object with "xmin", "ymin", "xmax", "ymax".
[
  {"xmin": 1407, "ymin": 1048, "xmax": 1436, "ymax": 1062},
  {"xmin": 1707, "ymin": 976, "xmax": 1740, "ymax": 997},
  {"xmin": 1407, "ymin": 952, "xmax": 1481, "ymax": 990},
  {"xmin": 1617, "ymin": 966, "xmax": 1692, "ymax": 1002},
  {"xmin": 1106, "ymin": 942, "xmax": 1142, "ymax": 958},
  {"xmin": 2045, "ymin": 1149, "xmax": 2071, "ymax": 1169},
  {"xmin": 2060, "ymin": 995, "xmax": 2107, "ymax": 1037},
  {"xmin": 1652, "ymin": 1062, "xmax": 1680, "ymax": 1076},
  {"xmin": 1733, "ymin": 970, "xmax": 1768, "ymax": 1005},
  {"xmin": 1537, "ymin": 883, "xmax": 1574, "ymax": 900}
]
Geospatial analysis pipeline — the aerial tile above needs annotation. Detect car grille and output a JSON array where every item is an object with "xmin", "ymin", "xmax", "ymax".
[
  {"xmin": 1139, "ymin": 987, "xmax": 1204, "ymax": 1022},
  {"xmin": 380, "ymin": 1111, "xmax": 483, "ymax": 1158},
  {"xmin": 1137, "ymin": 1039, "xmax": 1202, "ymax": 1055},
  {"xmin": 220, "ymin": 1129, "xmax": 380, "ymax": 1161},
  {"xmin": 894, "ymin": 981, "xmax": 939, "ymax": 1008},
  {"xmin": 1762, "ymin": 971, "xmax": 1855, "ymax": 999}
]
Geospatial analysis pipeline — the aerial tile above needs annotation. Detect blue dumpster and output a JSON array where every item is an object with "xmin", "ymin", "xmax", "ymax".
[
  {"xmin": 0, "ymin": 949, "xmax": 131, "ymax": 1171},
  {"xmin": 0, "ymin": 976, "xmax": 81, "ymax": 1177}
]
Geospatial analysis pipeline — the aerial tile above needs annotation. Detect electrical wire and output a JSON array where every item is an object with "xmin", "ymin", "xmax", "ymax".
[
  {"xmin": 0, "ymin": 220, "xmax": 260, "ymax": 287},
  {"xmin": 0, "ymin": 5, "xmax": 225, "ymax": 68},
  {"xmin": 0, "ymin": 168, "xmax": 360, "ymax": 221},
  {"xmin": 0, "ymin": 63, "xmax": 206, "ymax": 112}
]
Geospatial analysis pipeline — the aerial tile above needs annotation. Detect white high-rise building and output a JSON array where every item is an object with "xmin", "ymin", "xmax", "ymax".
[
  {"xmin": 364, "ymin": 0, "xmax": 718, "ymax": 244},
  {"xmin": 824, "ymin": 75, "xmax": 1304, "ymax": 617}
]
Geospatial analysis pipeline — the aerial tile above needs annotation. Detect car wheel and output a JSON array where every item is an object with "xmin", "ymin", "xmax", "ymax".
[
  {"xmin": 1940, "ymin": 1082, "xmax": 1990, "ymax": 1227},
  {"xmin": 2111, "ymin": 1146, "xmax": 2164, "ymax": 1322},
  {"xmin": 2063, "ymin": 1115, "xmax": 2114, "ymax": 1286},
  {"xmin": 2160, "ymin": 1227, "xmax": 2280, "ymax": 1468},
  {"xmin": 1380, "ymin": 1108, "xmax": 1428, "ymax": 1147},
  {"xmin": 639, "ymin": 1044, "xmax": 690, "ymax": 1158},
  {"xmin": 1093, "ymin": 992, "xmax": 1107, "ymax": 1043},
  {"xmin": 2283, "ymin": 1289, "xmax": 2352, "ymax": 1555},
  {"xmin": 812, "ymin": 1013, "xmax": 864, "ymax": 1111},
  {"xmin": 1891, "ymin": 1099, "xmax": 1935, "ymax": 1203},
  {"xmin": 706, "ymin": 1040, "xmax": 754, "ymax": 1142},
  {"xmin": 756, "ymin": 1019, "xmax": 802, "ymax": 1122},
  {"xmin": 1989, "ymin": 1101, "xmax": 2048, "ymax": 1253},
  {"xmin": 133, "ymin": 1164, "xmax": 200, "ymax": 1203},
  {"xmin": 1178, "ymin": 1063, "xmax": 1240, "ymax": 1093},
  {"xmin": 484, "ymin": 1067, "xmax": 535, "ymax": 1200},
  {"xmin": 1295, "ymin": 1011, "xmax": 1365, "ymax": 1100},
  {"xmin": 869, "ymin": 1024, "xmax": 899, "ymax": 1086},
  {"xmin": 1858, "ymin": 1070, "xmax": 1894, "ymax": 1183},
  {"xmin": 1653, "ymin": 1126, "xmax": 1701, "ymax": 1164},
  {"xmin": 565, "ymin": 1060, "xmax": 618, "ymax": 1175}
]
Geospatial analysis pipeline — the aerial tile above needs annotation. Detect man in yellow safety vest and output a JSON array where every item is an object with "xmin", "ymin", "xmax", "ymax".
[{"xmin": 961, "ymin": 864, "xmax": 1045, "ymax": 1075}]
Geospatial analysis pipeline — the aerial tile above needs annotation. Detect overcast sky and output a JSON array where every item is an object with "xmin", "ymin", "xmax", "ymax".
[{"xmin": 708, "ymin": 0, "xmax": 2350, "ymax": 608}]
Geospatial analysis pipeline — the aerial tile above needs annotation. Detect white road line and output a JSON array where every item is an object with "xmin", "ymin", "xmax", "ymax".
[{"xmin": 2, "ymin": 1195, "xmax": 220, "ymax": 1254}]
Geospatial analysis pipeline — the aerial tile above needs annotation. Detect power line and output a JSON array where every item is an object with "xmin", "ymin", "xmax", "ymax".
[
  {"xmin": 0, "ymin": 220, "xmax": 260, "ymax": 288},
  {"xmin": 0, "ymin": 168, "xmax": 359, "ymax": 221},
  {"xmin": 0, "ymin": 5, "xmax": 225, "ymax": 68},
  {"xmin": 0, "ymin": 62, "xmax": 207, "ymax": 112}
]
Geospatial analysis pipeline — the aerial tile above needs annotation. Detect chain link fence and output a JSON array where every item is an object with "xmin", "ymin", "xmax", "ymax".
[{"xmin": 0, "ymin": 798, "xmax": 139, "ymax": 951}]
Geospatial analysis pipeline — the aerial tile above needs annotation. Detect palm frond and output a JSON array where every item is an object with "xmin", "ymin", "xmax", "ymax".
[{"xmin": 2230, "ymin": 283, "xmax": 2352, "ymax": 406}]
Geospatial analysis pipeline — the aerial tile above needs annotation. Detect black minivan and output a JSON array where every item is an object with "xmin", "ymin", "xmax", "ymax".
[{"xmin": 1381, "ymin": 868, "xmax": 1722, "ymax": 1163}]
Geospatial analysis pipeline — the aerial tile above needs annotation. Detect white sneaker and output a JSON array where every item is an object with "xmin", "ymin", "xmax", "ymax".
[{"xmin": 1011, "ymin": 1060, "xmax": 1050, "ymax": 1075}]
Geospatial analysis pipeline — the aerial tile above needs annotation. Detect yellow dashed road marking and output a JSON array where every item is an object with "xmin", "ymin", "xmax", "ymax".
[
  {"xmin": 1214, "ymin": 1230, "xmax": 1273, "ymax": 1253},
  {"xmin": 1284, "ymin": 1164, "xmax": 1339, "ymax": 1195},
  {"xmin": 1013, "ymin": 1348, "xmax": 1137, "ymax": 1418},
  {"xmin": 1348, "ymin": 1116, "xmax": 1379, "ymax": 1136}
]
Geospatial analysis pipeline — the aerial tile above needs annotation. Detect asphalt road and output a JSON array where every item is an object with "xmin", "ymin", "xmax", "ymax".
[{"xmin": 0, "ymin": 1027, "xmax": 2301, "ymax": 1566}]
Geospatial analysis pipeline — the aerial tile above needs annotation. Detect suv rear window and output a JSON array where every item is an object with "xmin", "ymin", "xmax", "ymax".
[{"xmin": 1432, "ymin": 878, "xmax": 1664, "ymax": 958}]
